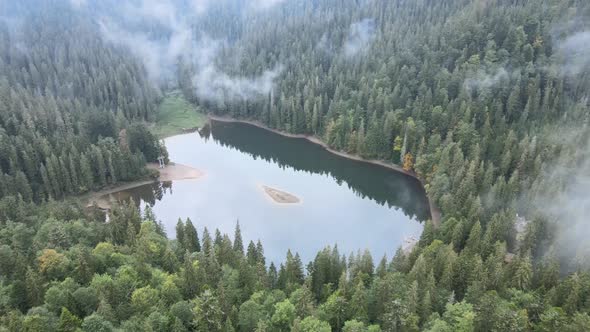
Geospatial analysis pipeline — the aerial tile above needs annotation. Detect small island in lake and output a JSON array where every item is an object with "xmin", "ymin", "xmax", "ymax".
[{"xmin": 260, "ymin": 185, "xmax": 301, "ymax": 204}]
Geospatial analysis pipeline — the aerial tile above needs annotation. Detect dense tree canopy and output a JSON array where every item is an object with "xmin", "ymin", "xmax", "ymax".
[
  {"xmin": 0, "ymin": 1, "xmax": 164, "ymax": 202},
  {"xmin": 1, "ymin": 0, "xmax": 590, "ymax": 331}
]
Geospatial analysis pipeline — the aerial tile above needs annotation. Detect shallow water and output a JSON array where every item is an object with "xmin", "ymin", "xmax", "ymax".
[{"xmin": 112, "ymin": 120, "xmax": 430, "ymax": 263}]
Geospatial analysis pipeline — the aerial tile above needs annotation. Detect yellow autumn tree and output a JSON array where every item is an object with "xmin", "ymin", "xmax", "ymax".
[
  {"xmin": 38, "ymin": 249, "xmax": 68, "ymax": 280},
  {"xmin": 403, "ymin": 153, "xmax": 414, "ymax": 172}
]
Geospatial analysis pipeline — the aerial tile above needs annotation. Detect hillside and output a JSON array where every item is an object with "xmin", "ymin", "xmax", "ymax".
[{"xmin": 0, "ymin": 0, "xmax": 589, "ymax": 331}]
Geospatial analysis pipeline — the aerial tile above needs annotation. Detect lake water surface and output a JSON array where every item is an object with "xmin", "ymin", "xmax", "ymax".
[{"xmin": 112, "ymin": 121, "xmax": 430, "ymax": 263}]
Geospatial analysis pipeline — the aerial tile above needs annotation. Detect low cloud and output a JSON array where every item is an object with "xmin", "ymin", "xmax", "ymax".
[
  {"xmin": 129, "ymin": 0, "xmax": 178, "ymax": 27},
  {"xmin": 189, "ymin": 0, "xmax": 210, "ymax": 15},
  {"xmin": 192, "ymin": 38, "xmax": 282, "ymax": 101},
  {"xmin": 532, "ymin": 125, "xmax": 590, "ymax": 271},
  {"xmin": 463, "ymin": 67, "xmax": 511, "ymax": 92},
  {"xmin": 250, "ymin": 0, "xmax": 286, "ymax": 11},
  {"xmin": 344, "ymin": 18, "xmax": 376, "ymax": 58},
  {"xmin": 69, "ymin": 0, "xmax": 87, "ymax": 8},
  {"xmin": 99, "ymin": 19, "xmax": 180, "ymax": 82},
  {"xmin": 97, "ymin": 0, "xmax": 281, "ymax": 101},
  {"xmin": 556, "ymin": 30, "xmax": 590, "ymax": 77}
]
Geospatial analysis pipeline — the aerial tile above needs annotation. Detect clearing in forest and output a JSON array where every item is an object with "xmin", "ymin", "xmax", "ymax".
[{"xmin": 154, "ymin": 91, "xmax": 207, "ymax": 138}]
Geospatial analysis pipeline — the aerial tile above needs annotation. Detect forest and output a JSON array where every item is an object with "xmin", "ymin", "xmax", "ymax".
[{"xmin": 1, "ymin": 0, "xmax": 590, "ymax": 331}]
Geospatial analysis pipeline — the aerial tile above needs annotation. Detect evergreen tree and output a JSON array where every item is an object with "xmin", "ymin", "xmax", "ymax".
[
  {"xmin": 233, "ymin": 221, "xmax": 244, "ymax": 256},
  {"xmin": 184, "ymin": 218, "xmax": 201, "ymax": 253}
]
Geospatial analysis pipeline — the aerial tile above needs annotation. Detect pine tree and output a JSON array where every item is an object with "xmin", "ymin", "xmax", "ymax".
[
  {"xmin": 233, "ymin": 221, "xmax": 244, "ymax": 256},
  {"xmin": 184, "ymin": 218, "xmax": 200, "ymax": 253},
  {"xmin": 247, "ymin": 241, "xmax": 258, "ymax": 266},
  {"xmin": 194, "ymin": 290, "xmax": 223, "ymax": 332},
  {"xmin": 181, "ymin": 252, "xmax": 200, "ymax": 299},
  {"xmin": 256, "ymin": 241, "xmax": 266, "ymax": 266},
  {"xmin": 349, "ymin": 281, "xmax": 369, "ymax": 322},
  {"xmin": 176, "ymin": 219, "xmax": 186, "ymax": 255},
  {"xmin": 58, "ymin": 307, "xmax": 82, "ymax": 332}
]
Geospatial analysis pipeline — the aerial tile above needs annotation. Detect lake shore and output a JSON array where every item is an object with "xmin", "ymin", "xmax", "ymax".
[
  {"xmin": 152, "ymin": 162, "xmax": 204, "ymax": 182},
  {"xmin": 209, "ymin": 115, "xmax": 441, "ymax": 226},
  {"xmin": 86, "ymin": 162, "xmax": 204, "ymax": 210}
]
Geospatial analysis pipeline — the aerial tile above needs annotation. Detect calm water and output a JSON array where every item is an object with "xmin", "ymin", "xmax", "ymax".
[{"xmin": 112, "ymin": 121, "xmax": 430, "ymax": 263}]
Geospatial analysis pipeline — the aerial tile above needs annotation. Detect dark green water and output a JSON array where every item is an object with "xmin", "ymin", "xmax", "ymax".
[{"xmin": 114, "ymin": 120, "xmax": 430, "ymax": 263}]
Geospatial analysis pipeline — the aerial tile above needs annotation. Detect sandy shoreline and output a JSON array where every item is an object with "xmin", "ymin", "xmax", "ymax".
[
  {"xmin": 210, "ymin": 115, "xmax": 441, "ymax": 226},
  {"xmin": 86, "ymin": 162, "xmax": 204, "ymax": 210},
  {"xmin": 259, "ymin": 185, "xmax": 301, "ymax": 205},
  {"xmin": 148, "ymin": 162, "xmax": 204, "ymax": 182}
]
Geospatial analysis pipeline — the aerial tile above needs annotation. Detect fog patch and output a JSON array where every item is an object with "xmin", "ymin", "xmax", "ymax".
[
  {"xmin": 69, "ymin": 0, "xmax": 87, "ymax": 8},
  {"xmin": 344, "ymin": 18, "xmax": 375, "ymax": 58},
  {"xmin": 96, "ymin": 0, "xmax": 282, "ymax": 101},
  {"xmin": 250, "ymin": 0, "xmax": 286, "ymax": 11},
  {"xmin": 186, "ymin": 0, "xmax": 286, "ymax": 15},
  {"xmin": 532, "ymin": 124, "xmax": 590, "ymax": 271},
  {"xmin": 463, "ymin": 67, "xmax": 511, "ymax": 92},
  {"xmin": 99, "ymin": 19, "xmax": 179, "ymax": 83},
  {"xmin": 192, "ymin": 38, "xmax": 283, "ymax": 101},
  {"xmin": 555, "ymin": 30, "xmax": 590, "ymax": 77},
  {"xmin": 129, "ymin": 0, "xmax": 178, "ymax": 26},
  {"xmin": 190, "ymin": 0, "xmax": 210, "ymax": 15}
]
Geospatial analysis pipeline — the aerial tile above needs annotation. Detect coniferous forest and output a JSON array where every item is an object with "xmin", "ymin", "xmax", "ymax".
[{"xmin": 1, "ymin": 0, "xmax": 590, "ymax": 331}]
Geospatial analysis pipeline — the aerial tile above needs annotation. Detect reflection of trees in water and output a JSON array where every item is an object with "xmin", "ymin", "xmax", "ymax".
[
  {"xmin": 125, "ymin": 181, "xmax": 174, "ymax": 208},
  {"xmin": 209, "ymin": 121, "xmax": 431, "ymax": 222},
  {"xmin": 198, "ymin": 123, "xmax": 211, "ymax": 141}
]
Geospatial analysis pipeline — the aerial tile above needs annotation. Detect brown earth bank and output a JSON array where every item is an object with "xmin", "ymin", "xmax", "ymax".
[
  {"xmin": 209, "ymin": 115, "xmax": 441, "ymax": 226},
  {"xmin": 86, "ymin": 162, "xmax": 204, "ymax": 210},
  {"xmin": 259, "ymin": 185, "xmax": 301, "ymax": 204}
]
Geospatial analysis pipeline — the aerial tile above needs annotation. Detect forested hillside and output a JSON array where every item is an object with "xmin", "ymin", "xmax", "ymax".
[
  {"xmin": 185, "ymin": 0, "xmax": 590, "ymax": 269},
  {"xmin": 1, "ymin": 0, "xmax": 590, "ymax": 331},
  {"xmin": 0, "ymin": 1, "xmax": 164, "ymax": 202}
]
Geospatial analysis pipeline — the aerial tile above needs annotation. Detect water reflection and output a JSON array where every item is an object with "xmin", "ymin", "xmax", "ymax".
[
  {"xmin": 114, "ymin": 181, "xmax": 174, "ymax": 208},
  {"xmin": 209, "ymin": 121, "xmax": 431, "ymax": 222},
  {"xmin": 103, "ymin": 121, "xmax": 430, "ymax": 263}
]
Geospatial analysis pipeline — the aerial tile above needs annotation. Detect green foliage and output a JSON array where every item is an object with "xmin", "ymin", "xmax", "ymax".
[
  {"xmin": 297, "ymin": 316, "xmax": 331, "ymax": 332},
  {"xmin": 271, "ymin": 299, "xmax": 296, "ymax": 331},
  {"xmin": 0, "ymin": 3, "xmax": 162, "ymax": 202},
  {"xmin": 154, "ymin": 92, "xmax": 208, "ymax": 138},
  {"xmin": 193, "ymin": 290, "xmax": 223, "ymax": 332},
  {"xmin": 127, "ymin": 123, "xmax": 163, "ymax": 162},
  {"xmin": 1, "ymin": 0, "xmax": 590, "ymax": 331},
  {"xmin": 425, "ymin": 302, "xmax": 475, "ymax": 332},
  {"xmin": 238, "ymin": 297, "xmax": 265, "ymax": 332},
  {"xmin": 81, "ymin": 314, "xmax": 114, "ymax": 332},
  {"xmin": 58, "ymin": 307, "xmax": 82, "ymax": 332}
]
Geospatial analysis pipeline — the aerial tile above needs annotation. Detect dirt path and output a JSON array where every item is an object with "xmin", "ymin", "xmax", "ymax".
[{"xmin": 209, "ymin": 115, "xmax": 441, "ymax": 226}]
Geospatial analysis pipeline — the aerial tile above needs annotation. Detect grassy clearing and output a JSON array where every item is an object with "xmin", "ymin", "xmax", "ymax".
[{"xmin": 154, "ymin": 91, "xmax": 207, "ymax": 138}]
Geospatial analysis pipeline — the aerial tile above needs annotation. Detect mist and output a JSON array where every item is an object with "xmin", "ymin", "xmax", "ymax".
[
  {"xmin": 191, "ymin": 38, "xmax": 283, "ymax": 101},
  {"xmin": 530, "ymin": 126, "xmax": 590, "ymax": 271},
  {"xmin": 530, "ymin": 23, "xmax": 590, "ymax": 271},
  {"xmin": 189, "ymin": 0, "xmax": 209, "ymax": 15},
  {"xmin": 73, "ymin": 0, "xmax": 283, "ymax": 101},
  {"xmin": 463, "ymin": 67, "xmax": 511, "ymax": 92},
  {"xmin": 344, "ymin": 18, "xmax": 375, "ymax": 58},
  {"xmin": 250, "ymin": 0, "xmax": 286, "ymax": 11},
  {"xmin": 556, "ymin": 30, "xmax": 590, "ymax": 77},
  {"xmin": 97, "ymin": 0, "xmax": 192, "ymax": 84},
  {"xmin": 69, "ymin": 0, "xmax": 87, "ymax": 7},
  {"xmin": 99, "ymin": 18, "xmax": 187, "ymax": 83}
]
